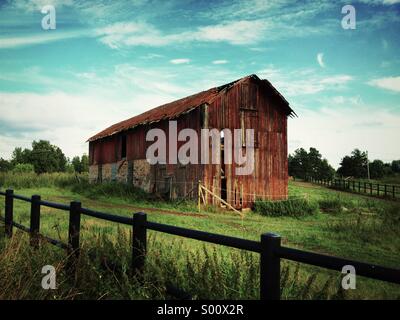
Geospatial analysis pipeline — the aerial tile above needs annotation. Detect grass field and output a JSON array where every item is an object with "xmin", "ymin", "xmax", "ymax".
[{"xmin": 0, "ymin": 173, "xmax": 399, "ymax": 300}]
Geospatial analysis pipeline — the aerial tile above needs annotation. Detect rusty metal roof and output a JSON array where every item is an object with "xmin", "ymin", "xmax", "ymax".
[{"xmin": 88, "ymin": 74, "xmax": 294, "ymax": 142}]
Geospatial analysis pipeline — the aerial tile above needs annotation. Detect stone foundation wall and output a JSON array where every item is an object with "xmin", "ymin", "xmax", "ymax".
[
  {"xmin": 116, "ymin": 160, "xmax": 129, "ymax": 183},
  {"xmin": 89, "ymin": 159, "xmax": 152, "ymax": 193},
  {"xmin": 89, "ymin": 165, "xmax": 98, "ymax": 183},
  {"xmin": 102, "ymin": 163, "xmax": 112, "ymax": 182},
  {"xmin": 133, "ymin": 159, "xmax": 152, "ymax": 192}
]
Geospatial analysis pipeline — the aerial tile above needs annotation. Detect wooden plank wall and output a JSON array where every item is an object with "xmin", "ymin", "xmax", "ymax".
[
  {"xmin": 89, "ymin": 77, "xmax": 289, "ymax": 207},
  {"xmin": 204, "ymin": 77, "xmax": 288, "ymax": 208}
]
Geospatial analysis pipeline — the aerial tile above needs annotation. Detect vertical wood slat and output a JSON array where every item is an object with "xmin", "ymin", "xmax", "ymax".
[
  {"xmin": 30, "ymin": 195, "xmax": 41, "ymax": 248},
  {"xmin": 5, "ymin": 189, "xmax": 14, "ymax": 238}
]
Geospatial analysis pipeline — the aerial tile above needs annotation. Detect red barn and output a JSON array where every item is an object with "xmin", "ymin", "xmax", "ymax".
[{"xmin": 87, "ymin": 74, "xmax": 295, "ymax": 209}]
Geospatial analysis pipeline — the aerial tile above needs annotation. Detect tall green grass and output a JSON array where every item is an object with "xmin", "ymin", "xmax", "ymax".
[
  {"xmin": 0, "ymin": 230, "xmax": 343, "ymax": 300},
  {"xmin": 0, "ymin": 172, "xmax": 87, "ymax": 189},
  {"xmin": 254, "ymin": 197, "xmax": 319, "ymax": 217}
]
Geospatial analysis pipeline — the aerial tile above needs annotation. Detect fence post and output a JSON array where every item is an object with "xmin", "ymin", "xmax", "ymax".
[
  {"xmin": 377, "ymin": 184, "xmax": 380, "ymax": 196},
  {"xmin": 30, "ymin": 195, "xmax": 41, "ymax": 248},
  {"xmin": 370, "ymin": 183, "xmax": 373, "ymax": 195},
  {"xmin": 132, "ymin": 212, "xmax": 147, "ymax": 276},
  {"xmin": 260, "ymin": 233, "xmax": 281, "ymax": 300},
  {"xmin": 5, "ymin": 189, "xmax": 14, "ymax": 238},
  {"xmin": 384, "ymin": 184, "xmax": 387, "ymax": 197},
  {"xmin": 67, "ymin": 201, "xmax": 81, "ymax": 275},
  {"xmin": 393, "ymin": 186, "xmax": 396, "ymax": 199}
]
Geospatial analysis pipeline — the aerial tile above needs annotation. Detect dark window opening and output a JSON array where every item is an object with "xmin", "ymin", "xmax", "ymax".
[{"xmin": 121, "ymin": 135, "xmax": 127, "ymax": 159}]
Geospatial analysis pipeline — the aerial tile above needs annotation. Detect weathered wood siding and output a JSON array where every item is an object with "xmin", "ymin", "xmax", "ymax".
[
  {"xmin": 89, "ymin": 76, "xmax": 289, "ymax": 208},
  {"xmin": 203, "ymin": 77, "xmax": 288, "ymax": 207}
]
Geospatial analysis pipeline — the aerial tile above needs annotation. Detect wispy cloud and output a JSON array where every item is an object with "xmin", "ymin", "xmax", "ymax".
[
  {"xmin": 95, "ymin": 20, "xmax": 270, "ymax": 49},
  {"xmin": 259, "ymin": 66, "xmax": 353, "ymax": 97},
  {"xmin": 317, "ymin": 53, "xmax": 325, "ymax": 68},
  {"xmin": 368, "ymin": 76, "xmax": 400, "ymax": 92},
  {"xmin": 358, "ymin": 0, "xmax": 400, "ymax": 5},
  {"xmin": 170, "ymin": 58, "xmax": 191, "ymax": 65},
  {"xmin": 212, "ymin": 60, "xmax": 228, "ymax": 64},
  {"xmin": 0, "ymin": 30, "xmax": 91, "ymax": 49}
]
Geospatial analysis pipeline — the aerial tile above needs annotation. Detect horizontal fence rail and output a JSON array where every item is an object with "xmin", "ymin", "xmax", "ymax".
[
  {"xmin": 0, "ymin": 188, "xmax": 399, "ymax": 300},
  {"xmin": 310, "ymin": 178, "xmax": 400, "ymax": 200},
  {"xmin": 145, "ymin": 221, "xmax": 261, "ymax": 253}
]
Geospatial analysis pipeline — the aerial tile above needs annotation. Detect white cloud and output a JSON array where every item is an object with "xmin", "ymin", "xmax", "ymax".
[
  {"xmin": 317, "ymin": 53, "xmax": 325, "ymax": 68},
  {"xmin": 368, "ymin": 76, "xmax": 400, "ymax": 92},
  {"xmin": 10, "ymin": 0, "xmax": 74, "ymax": 12},
  {"xmin": 289, "ymin": 105, "xmax": 400, "ymax": 168},
  {"xmin": 0, "ymin": 30, "xmax": 91, "ymax": 49},
  {"xmin": 358, "ymin": 0, "xmax": 400, "ymax": 5},
  {"xmin": 193, "ymin": 20, "xmax": 268, "ymax": 44},
  {"xmin": 212, "ymin": 60, "xmax": 228, "ymax": 64},
  {"xmin": 0, "ymin": 92, "xmax": 115, "ymax": 159},
  {"xmin": 0, "ymin": 64, "xmax": 234, "ymax": 159},
  {"xmin": 95, "ymin": 20, "xmax": 270, "ymax": 49},
  {"xmin": 320, "ymin": 75, "xmax": 353, "ymax": 85},
  {"xmin": 170, "ymin": 58, "xmax": 191, "ymax": 65},
  {"xmin": 259, "ymin": 66, "xmax": 353, "ymax": 97}
]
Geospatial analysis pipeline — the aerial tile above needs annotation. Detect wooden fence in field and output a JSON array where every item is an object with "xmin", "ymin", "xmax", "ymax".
[
  {"xmin": 310, "ymin": 178, "xmax": 400, "ymax": 200},
  {"xmin": 0, "ymin": 189, "xmax": 399, "ymax": 300}
]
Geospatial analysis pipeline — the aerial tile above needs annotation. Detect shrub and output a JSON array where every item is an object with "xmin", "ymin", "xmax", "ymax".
[
  {"xmin": 0, "ymin": 172, "xmax": 87, "ymax": 189},
  {"xmin": 254, "ymin": 197, "xmax": 318, "ymax": 217},
  {"xmin": 69, "ymin": 180, "xmax": 156, "ymax": 203},
  {"xmin": 12, "ymin": 163, "xmax": 34, "ymax": 173},
  {"xmin": 318, "ymin": 196, "xmax": 344, "ymax": 213}
]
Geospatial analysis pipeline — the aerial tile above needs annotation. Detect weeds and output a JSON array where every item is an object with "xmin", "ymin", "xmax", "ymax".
[{"xmin": 254, "ymin": 197, "xmax": 318, "ymax": 217}]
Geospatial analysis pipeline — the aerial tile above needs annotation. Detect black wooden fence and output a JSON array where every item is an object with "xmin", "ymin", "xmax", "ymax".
[
  {"xmin": 0, "ymin": 189, "xmax": 399, "ymax": 300},
  {"xmin": 310, "ymin": 178, "xmax": 400, "ymax": 200}
]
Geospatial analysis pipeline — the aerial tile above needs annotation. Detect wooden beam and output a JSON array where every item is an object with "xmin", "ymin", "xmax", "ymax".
[{"xmin": 200, "ymin": 184, "xmax": 243, "ymax": 217}]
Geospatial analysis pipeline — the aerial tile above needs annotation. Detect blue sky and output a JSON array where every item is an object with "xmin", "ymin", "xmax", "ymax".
[{"xmin": 0, "ymin": 0, "xmax": 399, "ymax": 167}]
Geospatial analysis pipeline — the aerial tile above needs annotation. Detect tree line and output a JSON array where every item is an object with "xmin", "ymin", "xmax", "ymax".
[
  {"xmin": 0, "ymin": 140, "xmax": 88, "ymax": 174},
  {"xmin": 289, "ymin": 147, "xmax": 400, "ymax": 181}
]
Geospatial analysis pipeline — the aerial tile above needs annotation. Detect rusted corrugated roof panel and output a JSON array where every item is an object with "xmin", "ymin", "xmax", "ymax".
[{"xmin": 87, "ymin": 74, "xmax": 294, "ymax": 142}]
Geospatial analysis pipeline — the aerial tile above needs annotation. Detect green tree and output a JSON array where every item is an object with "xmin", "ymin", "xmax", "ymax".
[
  {"xmin": 0, "ymin": 158, "xmax": 13, "ymax": 172},
  {"xmin": 71, "ymin": 154, "xmax": 89, "ymax": 173},
  {"xmin": 72, "ymin": 156, "xmax": 82, "ymax": 173},
  {"xmin": 81, "ymin": 154, "xmax": 89, "ymax": 173},
  {"xmin": 29, "ymin": 140, "xmax": 67, "ymax": 174},
  {"xmin": 369, "ymin": 160, "xmax": 385, "ymax": 179},
  {"xmin": 11, "ymin": 147, "xmax": 31, "ymax": 166},
  {"xmin": 316, "ymin": 158, "xmax": 336, "ymax": 180},
  {"xmin": 391, "ymin": 160, "xmax": 400, "ymax": 173},
  {"xmin": 337, "ymin": 149, "xmax": 368, "ymax": 178},
  {"xmin": 289, "ymin": 148, "xmax": 308, "ymax": 180},
  {"xmin": 288, "ymin": 147, "xmax": 335, "ymax": 181}
]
